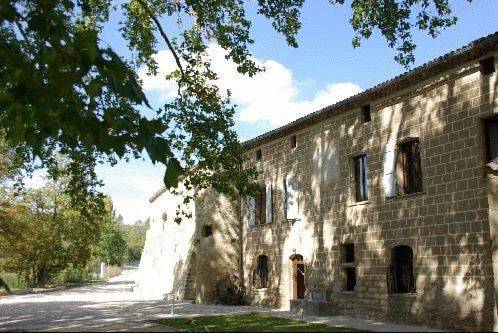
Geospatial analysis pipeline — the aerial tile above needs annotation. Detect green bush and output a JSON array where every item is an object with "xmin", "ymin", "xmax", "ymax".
[
  {"xmin": 51, "ymin": 265, "xmax": 97, "ymax": 285},
  {"xmin": 0, "ymin": 272, "xmax": 28, "ymax": 290}
]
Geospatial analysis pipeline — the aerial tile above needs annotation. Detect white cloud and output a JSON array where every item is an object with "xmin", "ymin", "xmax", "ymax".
[
  {"xmin": 138, "ymin": 51, "xmax": 179, "ymax": 101},
  {"xmin": 96, "ymin": 159, "xmax": 164, "ymax": 225},
  {"xmin": 138, "ymin": 45, "xmax": 362, "ymax": 125}
]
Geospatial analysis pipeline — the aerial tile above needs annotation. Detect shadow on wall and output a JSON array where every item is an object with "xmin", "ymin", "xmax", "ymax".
[
  {"xmin": 241, "ymin": 60, "xmax": 497, "ymax": 331},
  {"xmin": 194, "ymin": 188, "xmax": 241, "ymax": 304}
]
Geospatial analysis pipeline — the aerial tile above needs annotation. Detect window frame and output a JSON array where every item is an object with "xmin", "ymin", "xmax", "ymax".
[
  {"xmin": 361, "ymin": 104, "xmax": 371, "ymax": 123},
  {"xmin": 254, "ymin": 190, "xmax": 267, "ymax": 226},
  {"xmin": 344, "ymin": 267, "xmax": 356, "ymax": 292},
  {"xmin": 387, "ymin": 245, "xmax": 416, "ymax": 294},
  {"xmin": 484, "ymin": 116, "xmax": 498, "ymax": 163},
  {"xmin": 290, "ymin": 135, "xmax": 297, "ymax": 149},
  {"xmin": 254, "ymin": 255, "xmax": 269, "ymax": 289},
  {"xmin": 398, "ymin": 139, "xmax": 423, "ymax": 195},
  {"xmin": 340, "ymin": 243, "xmax": 357, "ymax": 292},
  {"xmin": 353, "ymin": 154, "xmax": 368, "ymax": 202},
  {"xmin": 256, "ymin": 149, "xmax": 262, "ymax": 161}
]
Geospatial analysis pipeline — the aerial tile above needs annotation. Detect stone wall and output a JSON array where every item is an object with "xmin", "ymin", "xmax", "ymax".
[
  {"xmin": 240, "ymin": 52, "xmax": 497, "ymax": 331},
  {"xmin": 193, "ymin": 188, "xmax": 240, "ymax": 304}
]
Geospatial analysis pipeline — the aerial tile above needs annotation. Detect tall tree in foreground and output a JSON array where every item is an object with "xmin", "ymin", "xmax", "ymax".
[{"xmin": 0, "ymin": 0, "xmax": 471, "ymax": 216}]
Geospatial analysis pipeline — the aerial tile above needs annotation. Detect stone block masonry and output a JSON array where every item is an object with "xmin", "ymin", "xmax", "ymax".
[
  {"xmin": 238, "ymin": 34, "xmax": 498, "ymax": 331},
  {"xmin": 139, "ymin": 32, "xmax": 498, "ymax": 332}
]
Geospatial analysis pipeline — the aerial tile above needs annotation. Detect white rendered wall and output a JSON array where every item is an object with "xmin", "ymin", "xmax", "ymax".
[{"xmin": 134, "ymin": 185, "xmax": 196, "ymax": 300}]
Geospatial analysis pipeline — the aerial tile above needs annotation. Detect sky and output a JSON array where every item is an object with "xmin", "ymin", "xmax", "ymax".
[{"xmin": 31, "ymin": 0, "xmax": 498, "ymax": 224}]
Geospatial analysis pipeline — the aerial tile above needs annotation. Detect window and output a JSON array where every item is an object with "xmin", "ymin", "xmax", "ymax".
[
  {"xmin": 290, "ymin": 135, "xmax": 297, "ymax": 149},
  {"xmin": 398, "ymin": 139, "xmax": 422, "ymax": 194},
  {"xmin": 203, "ymin": 225, "xmax": 213, "ymax": 237},
  {"xmin": 343, "ymin": 243, "xmax": 355, "ymax": 263},
  {"xmin": 344, "ymin": 267, "xmax": 356, "ymax": 292},
  {"xmin": 254, "ymin": 191, "xmax": 267, "ymax": 225},
  {"xmin": 479, "ymin": 57, "xmax": 495, "ymax": 76},
  {"xmin": 387, "ymin": 245, "xmax": 415, "ymax": 294},
  {"xmin": 361, "ymin": 104, "xmax": 371, "ymax": 123},
  {"xmin": 256, "ymin": 149, "xmax": 262, "ymax": 160},
  {"xmin": 340, "ymin": 243, "xmax": 356, "ymax": 292},
  {"xmin": 484, "ymin": 117, "xmax": 498, "ymax": 163},
  {"xmin": 253, "ymin": 255, "xmax": 269, "ymax": 289},
  {"xmin": 353, "ymin": 155, "xmax": 368, "ymax": 202}
]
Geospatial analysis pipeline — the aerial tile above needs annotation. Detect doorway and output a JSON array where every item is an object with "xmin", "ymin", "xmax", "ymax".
[{"xmin": 290, "ymin": 254, "xmax": 305, "ymax": 299}]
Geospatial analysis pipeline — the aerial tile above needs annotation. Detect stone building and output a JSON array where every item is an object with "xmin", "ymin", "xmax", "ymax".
[{"xmin": 138, "ymin": 32, "xmax": 498, "ymax": 331}]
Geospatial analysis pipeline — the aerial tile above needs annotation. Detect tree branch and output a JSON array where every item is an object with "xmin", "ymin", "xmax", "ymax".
[{"xmin": 135, "ymin": 0, "xmax": 184, "ymax": 79}]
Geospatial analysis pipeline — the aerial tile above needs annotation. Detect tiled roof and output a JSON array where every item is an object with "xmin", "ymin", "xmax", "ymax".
[{"xmin": 242, "ymin": 31, "xmax": 498, "ymax": 150}]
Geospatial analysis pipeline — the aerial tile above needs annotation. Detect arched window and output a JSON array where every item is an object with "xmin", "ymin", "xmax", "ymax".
[
  {"xmin": 387, "ymin": 245, "xmax": 415, "ymax": 293},
  {"xmin": 253, "ymin": 255, "xmax": 268, "ymax": 289}
]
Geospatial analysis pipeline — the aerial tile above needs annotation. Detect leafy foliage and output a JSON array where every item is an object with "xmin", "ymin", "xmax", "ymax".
[
  {"xmin": 0, "ymin": 185, "xmax": 101, "ymax": 286},
  {"xmin": 120, "ymin": 219, "xmax": 149, "ymax": 265},
  {"xmin": 92, "ymin": 198, "xmax": 128, "ymax": 266},
  {"xmin": 0, "ymin": 0, "xmax": 470, "ymax": 219},
  {"xmin": 332, "ymin": 0, "xmax": 470, "ymax": 66},
  {"xmin": 0, "ymin": 145, "xmax": 106, "ymax": 286}
]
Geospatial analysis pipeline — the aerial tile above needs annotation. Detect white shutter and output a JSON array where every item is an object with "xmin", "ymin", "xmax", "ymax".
[
  {"xmin": 248, "ymin": 196, "xmax": 255, "ymax": 226},
  {"xmin": 266, "ymin": 182, "xmax": 272, "ymax": 223},
  {"xmin": 383, "ymin": 145, "xmax": 397, "ymax": 197},
  {"xmin": 285, "ymin": 174, "xmax": 299, "ymax": 220}
]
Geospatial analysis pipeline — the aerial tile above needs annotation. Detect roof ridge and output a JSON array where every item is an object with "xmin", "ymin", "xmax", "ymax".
[{"xmin": 242, "ymin": 31, "xmax": 498, "ymax": 149}]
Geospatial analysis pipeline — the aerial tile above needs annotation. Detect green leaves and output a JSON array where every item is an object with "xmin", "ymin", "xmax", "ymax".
[
  {"xmin": 164, "ymin": 157, "xmax": 183, "ymax": 189},
  {"xmin": 146, "ymin": 136, "xmax": 172, "ymax": 164},
  {"xmin": 344, "ymin": 0, "xmax": 468, "ymax": 67},
  {"xmin": 97, "ymin": 48, "xmax": 152, "ymax": 109},
  {"xmin": 0, "ymin": 0, "xmax": 471, "ymax": 225}
]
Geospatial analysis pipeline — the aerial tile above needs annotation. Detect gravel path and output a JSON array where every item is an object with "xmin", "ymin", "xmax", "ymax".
[
  {"xmin": 0, "ymin": 270, "xmax": 259, "ymax": 332},
  {"xmin": 0, "ymin": 269, "xmax": 444, "ymax": 332}
]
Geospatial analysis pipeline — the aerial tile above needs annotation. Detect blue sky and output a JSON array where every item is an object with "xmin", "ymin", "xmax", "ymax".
[{"xmin": 90, "ymin": 0, "xmax": 498, "ymax": 224}]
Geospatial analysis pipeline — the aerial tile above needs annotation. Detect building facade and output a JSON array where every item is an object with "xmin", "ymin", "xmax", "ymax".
[{"xmin": 139, "ymin": 32, "xmax": 498, "ymax": 331}]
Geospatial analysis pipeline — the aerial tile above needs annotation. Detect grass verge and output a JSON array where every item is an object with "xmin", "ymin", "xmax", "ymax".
[{"xmin": 151, "ymin": 313, "xmax": 364, "ymax": 332}]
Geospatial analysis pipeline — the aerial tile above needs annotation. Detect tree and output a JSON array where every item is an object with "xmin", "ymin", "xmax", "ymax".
[
  {"xmin": 0, "ymin": 160, "xmax": 103, "ymax": 286},
  {"xmin": 0, "ymin": 1, "xmax": 470, "ymax": 216},
  {"xmin": 93, "ymin": 198, "xmax": 128, "ymax": 266},
  {"xmin": 120, "ymin": 219, "xmax": 149, "ymax": 265}
]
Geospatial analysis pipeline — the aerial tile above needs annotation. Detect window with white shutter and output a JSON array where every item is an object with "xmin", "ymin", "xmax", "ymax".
[{"xmin": 383, "ymin": 144, "xmax": 397, "ymax": 197}]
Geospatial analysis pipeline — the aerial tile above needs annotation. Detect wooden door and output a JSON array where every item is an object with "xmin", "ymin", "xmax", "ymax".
[{"xmin": 291, "ymin": 254, "xmax": 305, "ymax": 299}]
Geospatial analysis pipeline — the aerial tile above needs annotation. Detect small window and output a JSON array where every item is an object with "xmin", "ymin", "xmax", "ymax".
[
  {"xmin": 484, "ymin": 117, "xmax": 498, "ymax": 163},
  {"xmin": 254, "ymin": 190, "xmax": 267, "ymax": 225},
  {"xmin": 387, "ymin": 245, "xmax": 415, "ymax": 294},
  {"xmin": 353, "ymin": 155, "xmax": 368, "ymax": 202},
  {"xmin": 253, "ymin": 255, "xmax": 269, "ymax": 289},
  {"xmin": 361, "ymin": 104, "xmax": 371, "ymax": 123},
  {"xmin": 479, "ymin": 57, "xmax": 495, "ymax": 76},
  {"xmin": 256, "ymin": 149, "xmax": 262, "ymax": 160},
  {"xmin": 340, "ymin": 243, "xmax": 356, "ymax": 292},
  {"xmin": 343, "ymin": 243, "xmax": 355, "ymax": 263},
  {"xmin": 344, "ymin": 267, "xmax": 356, "ymax": 291},
  {"xmin": 203, "ymin": 225, "xmax": 213, "ymax": 237},
  {"xmin": 398, "ymin": 139, "xmax": 422, "ymax": 194},
  {"xmin": 290, "ymin": 135, "xmax": 297, "ymax": 149}
]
